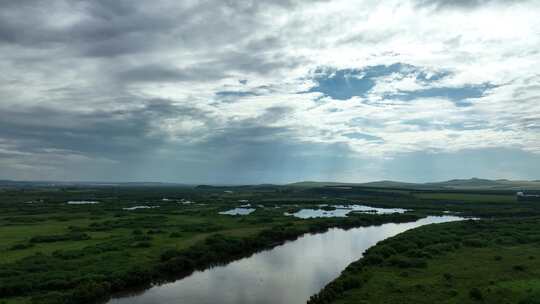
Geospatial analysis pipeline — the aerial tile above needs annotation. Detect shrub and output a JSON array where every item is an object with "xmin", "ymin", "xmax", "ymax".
[
  {"xmin": 469, "ymin": 288, "xmax": 483, "ymax": 301},
  {"xmin": 463, "ymin": 239, "xmax": 486, "ymax": 248},
  {"xmin": 363, "ymin": 254, "xmax": 383, "ymax": 266},
  {"xmin": 52, "ymin": 250, "xmax": 85, "ymax": 260},
  {"xmin": 30, "ymin": 291, "xmax": 66, "ymax": 304},
  {"xmin": 131, "ymin": 241, "xmax": 151, "ymax": 248},
  {"xmin": 519, "ymin": 293, "xmax": 540, "ymax": 304},
  {"xmin": 69, "ymin": 281, "xmax": 110, "ymax": 303},
  {"xmin": 30, "ymin": 233, "xmax": 90, "ymax": 243},
  {"xmin": 10, "ymin": 243, "xmax": 34, "ymax": 250},
  {"xmin": 387, "ymin": 256, "xmax": 426, "ymax": 268},
  {"xmin": 160, "ymin": 249, "xmax": 181, "ymax": 262}
]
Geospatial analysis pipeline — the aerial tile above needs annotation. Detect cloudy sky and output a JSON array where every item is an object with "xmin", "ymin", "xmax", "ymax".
[{"xmin": 1, "ymin": 0, "xmax": 539, "ymax": 184}]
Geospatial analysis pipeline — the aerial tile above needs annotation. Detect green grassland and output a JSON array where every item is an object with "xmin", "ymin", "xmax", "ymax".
[
  {"xmin": 0, "ymin": 185, "xmax": 423, "ymax": 304},
  {"xmin": 1, "ymin": 184, "xmax": 539, "ymax": 304},
  {"xmin": 309, "ymin": 219, "xmax": 540, "ymax": 304},
  {"xmin": 413, "ymin": 192, "xmax": 516, "ymax": 203},
  {"xmin": 0, "ymin": 205, "xmax": 292, "ymax": 303}
]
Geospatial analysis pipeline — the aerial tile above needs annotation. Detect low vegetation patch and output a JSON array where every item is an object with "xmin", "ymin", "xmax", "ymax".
[
  {"xmin": 2, "ymin": 185, "xmax": 540, "ymax": 304},
  {"xmin": 308, "ymin": 218, "xmax": 540, "ymax": 304}
]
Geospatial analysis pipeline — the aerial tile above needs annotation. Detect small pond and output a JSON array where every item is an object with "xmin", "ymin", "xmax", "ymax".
[
  {"xmin": 219, "ymin": 208, "xmax": 256, "ymax": 215},
  {"xmin": 123, "ymin": 205, "xmax": 160, "ymax": 211},
  {"xmin": 67, "ymin": 201, "xmax": 100, "ymax": 205}
]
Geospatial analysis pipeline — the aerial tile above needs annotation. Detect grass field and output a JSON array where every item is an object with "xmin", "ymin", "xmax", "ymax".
[
  {"xmin": 332, "ymin": 246, "xmax": 540, "ymax": 304},
  {"xmin": 414, "ymin": 192, "xmax": 516, "ymax": 203},
  {"xmin": 1, "ymin": 185, "xmax": 540, "ymax": 304},
  {"xmin": 309, "ymin": 219, "xmax": 540, "ymax": 304},
  {"xmin": 0, "ymin": 186, "xmax": 424, "ymax": 304}
]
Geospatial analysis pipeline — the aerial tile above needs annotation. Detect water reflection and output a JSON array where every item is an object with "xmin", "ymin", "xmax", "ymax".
[
  {"xmin": 107, "ymin": 216, "xmax": 464, "ymax": 304},
  {"xmin": 219, "ymin": 208, "xmax": 256, "ymax": 215},
  {"xmin": 286, "ymin": 204, "xmax": 408, "ymax": 219},
  {"xmin": 67, "ymin": 201, "xmax": 100, "ymax": 205}
]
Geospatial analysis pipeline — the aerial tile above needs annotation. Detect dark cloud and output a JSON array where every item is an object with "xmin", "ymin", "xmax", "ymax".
[
  {"xmin": 257, "ymin": 106, "xmax": 293, "ymax": 124},
  {"xmin": 0, "ymin": 98, "xmax": 212, "ymax": 158},
  {"xmin": 118, "ymin": 64, "xmax": 227, "ymax": 83},
  {"xmin": 117, "ymin": 50, "xmax": 300, "ymax": 84},
  {"xmin": 0, "ymin": 92, "xmax": 329, "ymax": 183},
  {"xmin": 0, "ymin": 0, "xmax": 301, "ymax": 55},
  {"xmin": 215, "ymin": 85, "xmax": 280, "ymax": 102},
  {"xmin": 0, "ymin": 0, "xmax": 314, "ymax": 182},
  {"xmin": 173, "ymin": 114, "xmax": 356, "ymax": 184},
  {"xmin": 0, "ymin": 1, "xmax": 169, "ymax": 48},
  {"xmin": 215, "ymin": 91, "xmax": 260, "ymax": 98},
  {"xmin": 0, "ymin": 0, "xmax": 306, "ymax": 94},
  {"xmin": 81, "ymin": 35, "xmax": 156, "ymax": 57},
  {"xmin": 214, "ymin": 50, "xmax": 304, "ymax": 75}
]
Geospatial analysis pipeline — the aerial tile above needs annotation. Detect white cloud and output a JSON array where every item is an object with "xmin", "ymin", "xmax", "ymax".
[{"xmin": 1, "ymin": 0, "xmax": 539, "ymax": 181}]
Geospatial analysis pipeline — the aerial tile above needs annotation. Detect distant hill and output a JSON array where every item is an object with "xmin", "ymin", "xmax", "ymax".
[
  {"xmin": 426, "ymin": 178, "xmax": 501, "ymax": 188},
  {"xmin": 289, "ymin": 178, "xmax": 540, "ymax": 190},
  {"xmin": 2, "ymin": 178, "xmax": 540, "ymax": 190},
  {"xmin": 287, "ymin": 181, "xmax": 360, "ymax": 187},
  {"xmin": 429, "ymin": 178, "xmax": 540, "ymax": 190},
  {"xmin": 360, "ymin": 180, "xmax": 421, "ymax": 188}
]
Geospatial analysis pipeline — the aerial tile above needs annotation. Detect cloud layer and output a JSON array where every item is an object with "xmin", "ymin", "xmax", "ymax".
[{"xmin": 1, "ymin": 0, "xmax": 539, "ymax": 183}]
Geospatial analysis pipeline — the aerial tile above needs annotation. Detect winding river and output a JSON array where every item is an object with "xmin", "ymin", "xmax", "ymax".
[{"xmin": 107, "ymin": 215, "xmax": 465, "ymax": 304}]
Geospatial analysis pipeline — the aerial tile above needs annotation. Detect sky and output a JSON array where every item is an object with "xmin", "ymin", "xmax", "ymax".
[{"xmin": 1, "ymin": 0, "xmax": 539, "ymax": 184}]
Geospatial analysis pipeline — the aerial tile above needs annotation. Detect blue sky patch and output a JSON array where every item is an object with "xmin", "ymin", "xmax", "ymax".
[
  {"xmin": 385, "ymin": 83, "xmax": 495, "ymax": 106},
  {"xmin": 343, "ymin": 132, "xmax": 384, "ymax": 142},
  {"xmin": 308, "ymin": 63, "xmax": 408, "ymax": 100},
  {"xmin": 308, "ymin": 63, "xmax": 492, "ymax": 106}
]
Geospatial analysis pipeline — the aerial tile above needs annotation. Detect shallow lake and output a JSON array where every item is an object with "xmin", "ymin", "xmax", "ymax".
[
  {"xmin": 219, "ymin": 208, "xmax": 256, "ymax": 215},
  {"xmin": 66, "ymin": 200, "xmax": 100, "ymax": 205},
  {"xmin": 107, "ymin": 215, "xmax": 464, "ymax": 304},
  {"xmin": 286, "ymin": 204, "xmax": 408, "ymax": 218}
]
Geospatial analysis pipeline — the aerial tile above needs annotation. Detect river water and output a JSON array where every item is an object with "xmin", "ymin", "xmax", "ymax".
[{"xmin": 107, "ymin": 215, "xmax": 465, "ymax": 304}]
